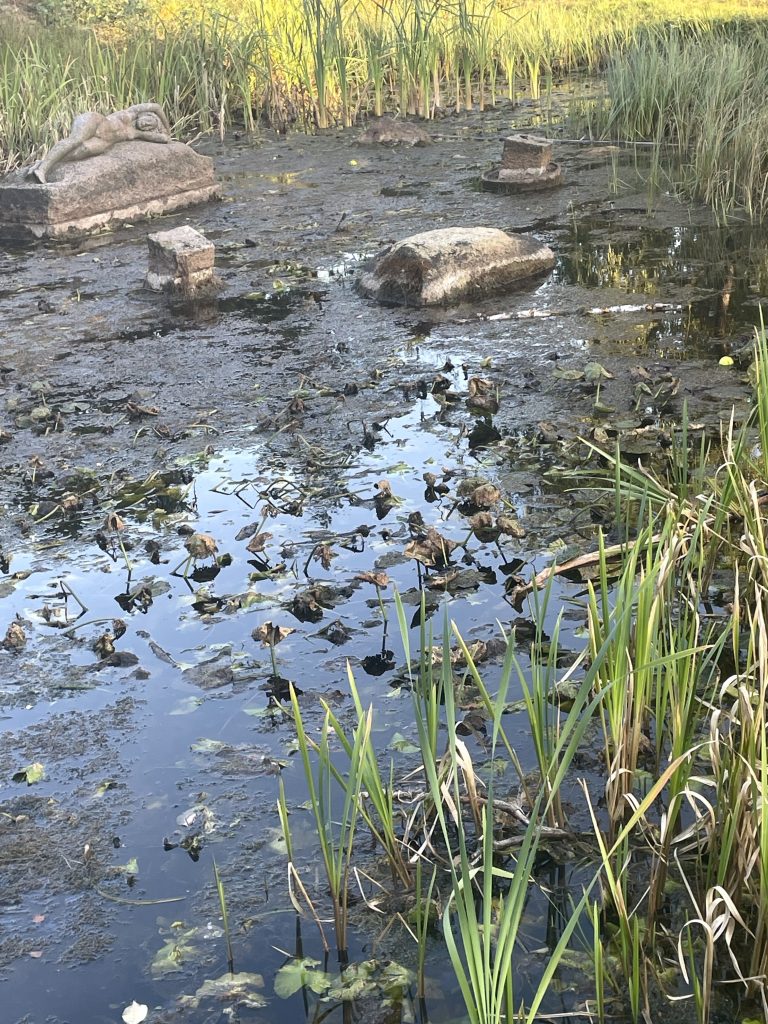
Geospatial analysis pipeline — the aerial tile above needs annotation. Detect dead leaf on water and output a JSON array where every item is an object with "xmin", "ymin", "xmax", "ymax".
[
  {"xmin": 355, "ymin": 571, "xmax": 390, "ymax": 588},
  {"xmin": 404, "ymin": 527, "xmax": 458, "ymax": 568},
  {"xmin": 314, "ymin": 542, "xmax": 336, "ymax": 569},
  {"xmin": 469, "ymin": 483, "xmax": 501, "ymax": 508},
  {"xmin": 3, "ymin": 620, "xmax": 26, "ymax": 650},
  {"xmin": 497, "ymin": 515, "xmax": 525, "ymax": 538},
  {"xmin": 245, "ymin": 531, "xmax": 273, "ymax": 554},
  {"xmin": 185, "ymin": 533, "xmax": 218, "ymax": 560},
  {"xmin": 252, "ymin": 622, "xmax": 295, "ymax": 646}
]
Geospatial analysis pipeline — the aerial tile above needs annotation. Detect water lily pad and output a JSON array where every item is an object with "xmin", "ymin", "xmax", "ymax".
[
  {"xmin": 274, "ymin": 958, "xmax": 331, "ymax": 998},
  {"xmin": 178, "ymin": 971, "xmax": 266, "ymax": 1009},
  {"xmin": 12, "ymin": 762, "xmax": 45, "ymax": 785}
]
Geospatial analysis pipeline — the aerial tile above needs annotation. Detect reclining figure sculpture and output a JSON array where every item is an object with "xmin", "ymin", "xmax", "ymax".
[{"xmin": 27, "ymin": 103, "xmax": 172, "ymax": 184}]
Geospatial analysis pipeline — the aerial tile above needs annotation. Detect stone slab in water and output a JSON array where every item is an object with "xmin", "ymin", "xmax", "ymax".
[
  {"xmin": 357, "ymin": 226, "xmax": 555, "ymax": 307},
  {"xmin": 0, "ymin": 141, "xmax": 218, "ymax": 240}
]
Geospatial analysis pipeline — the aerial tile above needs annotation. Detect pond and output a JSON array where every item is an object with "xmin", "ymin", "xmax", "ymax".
[{"xmin": 0, "ymin": 98, "xmax": 764, "ymax": 1024}]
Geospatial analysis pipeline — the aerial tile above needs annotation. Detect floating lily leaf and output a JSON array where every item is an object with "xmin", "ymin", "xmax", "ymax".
[
  {"xmin": 12, "ymin": 762, "xmax": 45, "ymax": 785},
  {"xmin": 94, "ymin": 779, "xmax": 118, "ymax": 796},
  {"xmin": 178, "ymin": 971, "xmax": 266, "ymax": 1009},
  {"xmin": 274, "ymin": 958, "xmax": 331, "ymax": 998},
  {"xmin": 584, "ymin": 362, "xmax": 614, "ymax": 381},
  {"xmin": 361, "ymin": 651, "xmax": 395, "ymax": 676},
  {"xmin": 170, "ymin": 696, "xmax": 204, "ymax": 716},
  {"xmin": 151, "ymin": 924, "xmax": 213, "ymax": 977},
  {"xmin": 496, "ymin": 515, "xmax": 525, "ymax": 538},
  {"xmin": 183, "ymin": 656, "xmax": 234, "ymax": 690},
  {"xmin": 245, "ymin": 531, "xmax": 273, "ymax": 554},
  {"xmin": 316, "ymin": 619, "xmax": 352, "ymax": 645},
  {"xmin": 191, "ymin": 738, "xmax": 228, "ymax": 754},
  {"xmin": 553, "ymin": 367, "xmax": 585, "ymax": 380},
  {"xmin": 425, "ymin": 568, "xmax": 481, "ymax": 592},
  {"xmin": 389, "ymin": 732, "xmax": 420, "ymax": 754},
  {"xmin": 592, "ymin": 399, "xmax": 615, "ymax": 415}
]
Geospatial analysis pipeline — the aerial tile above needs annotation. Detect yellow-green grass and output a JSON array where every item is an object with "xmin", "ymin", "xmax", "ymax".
[{"xmin": 3, "ymin": 0, "xmax": 768, "ymax": 171}]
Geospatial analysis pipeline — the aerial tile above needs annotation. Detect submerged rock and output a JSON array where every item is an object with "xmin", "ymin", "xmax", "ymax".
[
  {"xmin": 359, "ymin": 117, "xmax": 432, "ymax": 147},
  {"xmin": 357, "ymin": 226, "xmax": 555, "ymax": 307}
]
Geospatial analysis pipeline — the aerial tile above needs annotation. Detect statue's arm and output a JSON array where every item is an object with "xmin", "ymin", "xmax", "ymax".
[{"xmin": 127, "ymin": 103, "xmax": 171, "ymax": 131}]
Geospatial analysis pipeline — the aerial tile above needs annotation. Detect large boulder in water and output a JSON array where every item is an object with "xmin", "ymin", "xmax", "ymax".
[{"xmin": 357, "ymin": 226, "xmax": 554, "ymax": 307}]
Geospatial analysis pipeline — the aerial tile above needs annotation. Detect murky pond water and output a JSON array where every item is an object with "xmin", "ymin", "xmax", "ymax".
[{"xmin": 0, "ymin": 98, "xmax": 765, "ymax": 1023}]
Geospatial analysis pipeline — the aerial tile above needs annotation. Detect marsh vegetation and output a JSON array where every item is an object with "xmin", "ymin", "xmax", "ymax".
[
  {"xmin": 4, "ymin": 0, "xmax": 768, "ymax": 219},
  {"xmin": 3, "ymin": 3, "xmax": 768, "ymax": 1023}
]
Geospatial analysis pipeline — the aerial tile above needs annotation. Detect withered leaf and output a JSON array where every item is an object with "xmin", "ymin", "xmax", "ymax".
[
  {"xmin": 93, "ymin": 632, "xmax": 115, "ymax": 658},
  {"xmin": 470, "ymin": 483, "xmax": 501, "ymax": 508},
  {"xmin": 465, "ymin": 394, "xmax": 499, "ymax": 415},
  {"xmin": 314, "ymin": 543, "xmax": 336, "ymax": 570},
  {"xmin": 468, "ymin": 511, "xmax": 497, "ymax": 540},
  {"xmin": 496, "ymin": 515, "xmax": 525, "ymax": 538},
  {"xmin": 125, "ymin": 401, "xmax": 160, "ymax": 419},
  {"xmin": 404, "ymin": 527, "xmax": 458, "ymax": 568},
  {"xmin": 185, "ymin": 533, "xmax": 218, "ymax": 559},
  {"xmin": 355, "ymin": 571, "xmax": 390, "ymax": 588},
  {"xmin": 467, "ymin": 376, "xmax": 493, "ymax": 397},
  {"xmin": 252, "ymin": 622, "xmax": 294, "ymax": 647},
  {"xmin": 102, "ymin": 512, "xmax": 125, "ymax": 532},
  {"xmin": 2, "ymin": 621, "xmax": 26, "ymax": 650},
  {"xmin": 246, "ymin": 532, "xmax": 273, "ymax": 554}
]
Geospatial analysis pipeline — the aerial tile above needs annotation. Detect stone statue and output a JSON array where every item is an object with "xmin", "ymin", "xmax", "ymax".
[{"xmin": 27, "ymin": 103, "xmax": 172, "ymax": 184}]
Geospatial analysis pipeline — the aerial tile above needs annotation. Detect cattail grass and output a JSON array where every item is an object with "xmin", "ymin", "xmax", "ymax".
[{"xmin": 4, "ymin": 1, "xmax": 767, "ymax": 169}]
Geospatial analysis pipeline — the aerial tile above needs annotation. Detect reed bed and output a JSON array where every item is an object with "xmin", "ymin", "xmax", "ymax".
[
  {"xmin": 275, "ymin": 326, "xmax": 768, "ymax": 1023},
  {"xmin": 572, "ymin": 20, "xmax": 768, "ymax": 220},
  {"xmin": 3, "ymin": 0, "xmax": 768, "ymax": 170}
]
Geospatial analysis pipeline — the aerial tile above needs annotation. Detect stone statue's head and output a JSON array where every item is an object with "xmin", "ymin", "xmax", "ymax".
[{"xmin": 136, "ymin": 112, "xmax": 164, "ymax": 133}]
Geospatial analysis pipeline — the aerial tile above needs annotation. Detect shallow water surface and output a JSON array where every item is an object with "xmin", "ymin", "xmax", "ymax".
[{"xmin": 0, "ymin": 98, "xmax": 765, "ymax": 1024}]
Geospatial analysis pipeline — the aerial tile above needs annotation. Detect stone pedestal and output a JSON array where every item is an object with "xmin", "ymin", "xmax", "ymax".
[
  {"xmin": 481, "ymin": 133, "xmax": 563, "ymax": 194},
  {"xmin": 0, "ymin": 140, "xmax": 219, "ymax": 241},
  {"xmin": 499, "ymin": 134, "xmax": 553, "ymax": 178},
  {"xmin": 145, "ymin": 226, "xmax": 216, "ymax": 295}
]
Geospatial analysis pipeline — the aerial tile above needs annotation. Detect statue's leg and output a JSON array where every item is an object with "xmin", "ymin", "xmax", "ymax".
[{"xmin": 28, "ymin": 113, "xmax": 103, "ymax": 183}]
